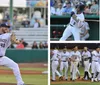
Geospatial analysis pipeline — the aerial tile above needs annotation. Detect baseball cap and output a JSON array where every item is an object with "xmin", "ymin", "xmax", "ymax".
[{"xmin": 0, "ymin": 23, "xmax": 10, "ymax": 28}]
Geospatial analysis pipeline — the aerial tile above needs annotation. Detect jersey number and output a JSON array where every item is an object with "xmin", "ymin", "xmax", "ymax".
[
  {"xmin": 0, "ymin": 43, "xmax": 5, "ymax": 48},
  {"xmin": 73, "ymin": 22, "xmax": 76, "ymax": 25}
]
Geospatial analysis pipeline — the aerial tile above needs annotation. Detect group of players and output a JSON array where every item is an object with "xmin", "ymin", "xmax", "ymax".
[{"xmin": 51, "ymin": 46, "xmax": 100, "ymax": 82}]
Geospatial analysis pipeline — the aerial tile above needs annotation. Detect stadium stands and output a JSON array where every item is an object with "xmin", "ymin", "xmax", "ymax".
[{"xmin": 13, "ymin": 27, "xmax": 48, "ymax": 46}]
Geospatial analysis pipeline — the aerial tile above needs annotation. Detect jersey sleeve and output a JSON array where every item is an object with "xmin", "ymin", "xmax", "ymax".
[
  {"xmin": 88, "ymin": 51, "xmax": 91, "ymax": 57},
  {"xmin": 6, "ymin": 33, "xmax": 12, "ymax": 48},
  {"xmin": 92, "ymin": 51, "xmax": 96, "ymax": 56},
  {"xmin": 85, "ymin": 22, "xmax": 90, "ymax": 30},
  {"xmin": 77, "ymin": 13, "xmax": 85, "ymax": 21}
]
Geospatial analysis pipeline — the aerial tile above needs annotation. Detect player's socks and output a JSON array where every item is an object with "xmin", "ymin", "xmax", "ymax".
[
  {"xmin": 83, "ymin": 71, "xmax": 87, "ymax": 79},
  {"xmin": 91, "ymin": 73, "xmax": 94, "ymax": 82},
  {"xmin": 86, "ymin": 71, "xmax": 89, "ymax": 80},
  {"xmin": 95, "ymin": 72, "xmax": 99, "ymax": 78}
]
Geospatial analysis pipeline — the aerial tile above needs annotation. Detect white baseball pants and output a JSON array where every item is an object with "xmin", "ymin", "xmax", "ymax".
[
  {"xmin": 0, "ymin": 56, "xmax": 24, "ymax": 85},
  {"xmin": 51, "ymin": 60, "xmax": 60, "ymax": 80},
  {"xmin": 60, "ymin": 61, "xmax": 68, "ymax": 79},
  {"xmin": 59, "ymin": 25, "xmax": 80, "ymax": 41},
  {"xmin": 81, "ymin": 33, "xmax": 89, "ymax": 40},
  {"xmin": 71, "ymin": 61, "xmax": 78, "ymax": 80}
]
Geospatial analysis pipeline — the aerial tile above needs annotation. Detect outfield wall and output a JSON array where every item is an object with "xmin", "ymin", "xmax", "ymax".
[{"xmin": 5, "ymin": 49, "xmax": 48, "ymax": 63}]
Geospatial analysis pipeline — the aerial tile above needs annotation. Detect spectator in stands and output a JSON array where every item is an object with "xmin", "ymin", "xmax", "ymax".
[
  {"xmin": 39, "ymin": 42, "xmax": 44, "ymax": 49},
  {"xmin": 22, "ymin": 19, "xmax": 30, "ymax": 28},
  {"xmin": 84, "ymin": 6, "xmax": 91, "ymax": 14},
  {"xmin": 63, "ymin": 2, "xmax": 73, "ymax": 14},
  {"xmin": 43, "ymin": 41, "xmax": 48, "ymax": 49},
  {"xmin": 63, "ymin": 0, "xmax": 73, "ymax": 7},
  {"xmin": 90, "ymin": 0, "xmax": 98, "ymax": 14},
  {"xmin": 32, "ymin": 41, "xmax": 38, "ymax": 49},
  {"xmin": 20, "ymin": 38, "xmax": 28, "ymax": 47},
  {"xmin": 50, "ymin": 3, "xmax": 57, "ymax": 15},
  {"xmin": 4, "ymin": 13, "xmax": 10, "ymax": 20},
  {"xmin": 16, "ymin": 40, "xmax": 24, "ymax": 49},
  {"xmin": 9, "ymin": 44, "xmax": 15, "ymax": 48},
  {"xmin": 33, "ymin": 18, "xmax": 40, "ymax": 28},
  {"xmin": 56, "ymin": 3, "xmax": 65, "ymax": 15}
]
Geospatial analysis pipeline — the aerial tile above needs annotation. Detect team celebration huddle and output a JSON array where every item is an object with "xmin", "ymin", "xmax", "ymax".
[{"xmin": 51, "ymin": 45, "xmax": 100, "ymax": 82}]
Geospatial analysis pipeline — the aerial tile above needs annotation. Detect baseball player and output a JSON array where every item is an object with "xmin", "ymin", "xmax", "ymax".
[
  {"xmin": 97, "ymin": 47, "xmax": 100, "ymax": 81},
  {"xmin": 0, "ymin": 23, "xmax": 25, "ymax": 85},
  {"xmin": 70, "ymin": 46, "xmax": 81, "ymax": 81},
  {"xmin": 91, "ymin": 47, "xmax": 100, "ymax": 82},
  {"xmin": 82, "ymin": 47, "xmax": 91, "ymax": 80},
  {"xmin": 80, "ymin": 21, "xmax": 90, "ymax": 40},
  {"xmin": 59, "ymin": 48, "xmax": 70, "ymax": 80},
  {"xmin": 59, "ymin": 3, "xmax": 85, "ymax": 41},
  {"xmin": 51, "ymin": 48, "xmax": 62, "ymax": 81}
]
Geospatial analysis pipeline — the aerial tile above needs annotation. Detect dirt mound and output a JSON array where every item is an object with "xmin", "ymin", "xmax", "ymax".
[{"xmin": 0, "ymin": 83, "xmax": 32, "ymax": 85}]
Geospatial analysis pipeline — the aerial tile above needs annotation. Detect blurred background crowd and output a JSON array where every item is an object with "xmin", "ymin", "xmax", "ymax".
[
  {"xmin": 50, "ymin": 0, "xmax": 99, "ymax": 16},
  {"xmin": 0, "ymin": 0, "xmax": 48, "ymax": 49}
]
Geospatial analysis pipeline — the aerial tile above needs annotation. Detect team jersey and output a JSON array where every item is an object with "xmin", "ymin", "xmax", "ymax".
[
  {"xmin": 51, "ymin": 49, "xmax": 59, "ymax": 61},
  {"xmin": 69, "ymin": 13, "xmax": 85, "ymax": 28},
  {"xmin": 60, "ymin": 52, "xmax": 70, "ymax": 61},
  {"xmin": 70, "ymin": 51, "xmax": 81, "ymax": 61},
  {"xmin": 92, "ymin": 50, "xmax": 100, "ymax": 61},
  {"xmin": 82, "ymin": 51, "xmax": 91, "ymax": 59},
  {"xmin": 80, "ymin": 22, "xmax": 90, "ymax": 34},
  {"xmin": 0, "ymin": 33, "xmax": 12, "ymax": 56}
]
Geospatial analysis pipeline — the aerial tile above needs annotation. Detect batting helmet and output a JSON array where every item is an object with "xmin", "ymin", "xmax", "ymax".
[{"xmin": 76, "ymin": 3, "xmax": 85, "ymax": 12}]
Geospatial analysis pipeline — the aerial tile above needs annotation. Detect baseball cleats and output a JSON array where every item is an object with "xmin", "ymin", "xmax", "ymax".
[
  {"xmin": 51, "ymin": 79, "xmax": 55, "ymax": 81},
  {"xmin": 94, "ymin": 78, "xmax": 97, "ymax": 82},
  {"xmin": 65, "ymin": 79, "xmax": 68, "ymax": 81},
  {"xmin": 78, "ymin": 76, "xmax": 80, "ymax": 79},
  {"xmin": 59, "ymin": 76, "xmax": 63, "ymax": 81},
  {"xmin": 91, "ymin": 78, "xmax": 94, "ymax": 82},
  {"xmin": 70, "ymin": 78, "xmax": 72, "ymax": 81}
]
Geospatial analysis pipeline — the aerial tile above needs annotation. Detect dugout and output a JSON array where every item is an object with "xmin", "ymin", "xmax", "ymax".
[{"xmin": 50, "ymin": 14, "xmax": 99, "ymax": 41}]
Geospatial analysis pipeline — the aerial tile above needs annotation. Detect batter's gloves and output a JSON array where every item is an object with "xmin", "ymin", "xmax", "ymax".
[{"xmin": 71, "ymin": 11, "xmax": 75, "ymax": 17}]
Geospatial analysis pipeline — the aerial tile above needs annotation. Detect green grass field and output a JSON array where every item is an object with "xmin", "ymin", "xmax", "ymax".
[{"xmin": 0, "ymin": 66, "xmax": 48, "ymax": 85}]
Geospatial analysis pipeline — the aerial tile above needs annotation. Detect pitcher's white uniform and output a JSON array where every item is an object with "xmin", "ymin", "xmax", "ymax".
[
  {"xmin": 82, "ymin": 50, "xmax": 91, "ymax": 79},
  {"xmin": 91, "ymin": 50, "xmax": 100, "ymax": 80},
  {"xmin": 0, "ymin": 33, "xmax": 24, "ymax": 85},
  {"xmin": 59, "ymin": 12, "xmax": 85, "ymax": 41},
  {"xmin": 60, "ymin": 51, "xmax": 70, "ymax": 80},
  {"xmin": 80, "ymin": 22, "xmax": 90, "ymax": 40},
  {"xmin": 70, "ymin": 51, "xmax": 81, "ymax": 80},
  {"xmin": 51, "ymin": 49, "xmax": 61, "ymax": 80}
]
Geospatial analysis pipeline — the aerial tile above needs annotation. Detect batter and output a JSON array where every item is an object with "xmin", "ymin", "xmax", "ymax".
[{"xmin": 59, "ymin": 3, "xmax": 85, "ymax": 41}]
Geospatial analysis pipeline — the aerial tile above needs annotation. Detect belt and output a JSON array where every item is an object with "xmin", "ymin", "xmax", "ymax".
[
  {"xmin": 0, "ymin": 56, "xmax": 3, "ymax": 58},
  {"xmin": 84, "ymin": 58, "xmax": 89, "ymax": 61},
  {"xmin": 93, "ymin": 60, "xmax": 98, "ymax": 62},
  {"xmin": 53, "ymin": 60, "xmax": 58, "ymax": 61},
  {"xmin": 70, "ymin": 24, "xmax": 83, "ymax": 28},
  {"xmin": 70, "ymin": 24, "xmax": 73, "ymax": 27},
  {"xmin": 62, "ymin": 61, "xmax": 67, "ymax": 62}
]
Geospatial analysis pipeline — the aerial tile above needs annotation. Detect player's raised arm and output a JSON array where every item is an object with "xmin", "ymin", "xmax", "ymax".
[{"xmin": 11, "ymin": 33, "xmax": 20, "ymax": 44}]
